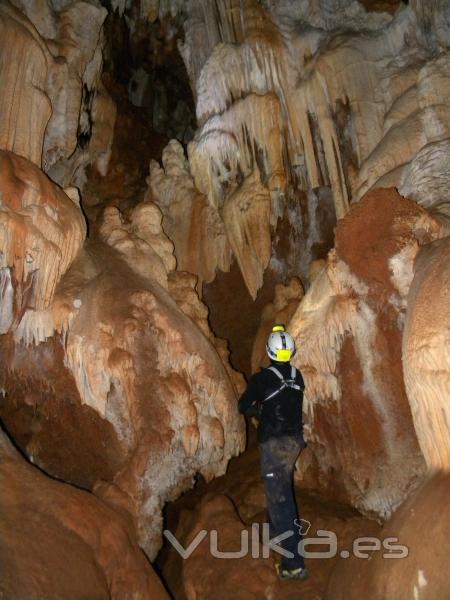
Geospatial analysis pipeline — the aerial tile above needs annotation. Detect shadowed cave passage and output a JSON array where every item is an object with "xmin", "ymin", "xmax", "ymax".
[{"xmin": 0, "ymin": 1, "xmax": 450, "ymax": 599}]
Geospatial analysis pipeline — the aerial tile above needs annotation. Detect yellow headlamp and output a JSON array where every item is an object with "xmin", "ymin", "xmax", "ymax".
[{"xmin": 275, "ymin": 348, "xmax": 292, "ymax": 362}]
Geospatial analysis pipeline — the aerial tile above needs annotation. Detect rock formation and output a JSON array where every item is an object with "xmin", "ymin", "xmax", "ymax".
[
  {"xmin": 289, "ymin": 188, "xmax": 443, "ymax": 518},
  {"xmin": 0, "ymin": 45, "xmax": 244, "ymax": 557},
  {"xmin": 1, "ymin": 0, "xmax": 450, "ymax": 598},
  {"xmin": 144, "ymin": 1, "xmax": 450, "ymax": 302},
  {"xmin": 0, "ymin": 150, "xmax": 245, "ymax": 560},
  {"xmin": 149, "ymin": 139, "xmax": 232, "ymax": 289},
  {"xmin": 327, "ymin": 232, "xmax": 450, "ymax": 600},
  {"xmin": 0, "ymin": 0, "xmax": 116, "ymax": 185},
  {"xmin": 403, "ymin": 235, "xmax": 450, "ymax": 471},
  {"xmin": 0, "ymin": 428, "xmax": 169, "ymax": 600},
  {"xmin": 0, "ymin": 150, "xmax": 86, "ymax": 343}
]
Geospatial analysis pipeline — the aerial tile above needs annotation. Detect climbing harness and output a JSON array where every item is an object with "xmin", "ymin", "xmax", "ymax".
[{"xmin": 262, "ymin": 365, "xmax": 303, "ymax": 403}]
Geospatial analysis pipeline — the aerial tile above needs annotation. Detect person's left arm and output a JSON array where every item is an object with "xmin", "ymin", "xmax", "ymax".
[{"xmin": 297, "ymin": 368, "xmax": 307, "ymax": 447}]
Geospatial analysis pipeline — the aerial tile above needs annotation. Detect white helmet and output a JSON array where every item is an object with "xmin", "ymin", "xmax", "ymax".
[{"xmin": 266, "ymin": 324, "xmax": 296, "ymax": 362}]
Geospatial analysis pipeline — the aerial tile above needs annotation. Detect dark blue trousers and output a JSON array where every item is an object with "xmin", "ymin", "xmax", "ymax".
[{"xmin": 260, "ymin": 435, "xmax": 305, "ymax": 570}]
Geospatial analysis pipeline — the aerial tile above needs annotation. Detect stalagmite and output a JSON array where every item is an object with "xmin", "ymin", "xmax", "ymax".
[
  {"xmin": 149, "ymin": 140, "xmax": 232, "ymax": 288},
  {"xmin": 99, "ymin": 201, "xmax": 176, "ymax": 290}
]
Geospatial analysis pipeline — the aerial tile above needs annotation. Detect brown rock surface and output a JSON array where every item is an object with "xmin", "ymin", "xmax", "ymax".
[
  {"xmin": 159, "ymin": 436, "xmax": 381, "ymax": 600},
  {"xmin": 0, "ymin": 428, "xmax": 169, "ymax": 600},
  {"xmin": 327, "ymin": 231, "xmax": 450, "ymax": 600},
  {"xmin": 328, "ymin": 472, "xmax": 450, "ymax": 600},
  {"xmin": 0, "ymin": 239, "xmax": 245, "ymax": 559},
  {"xmin": 290, "ymin": 189, "xmax": 443, "ymax": 518},
  {"xmin": 0, "ymin": 152, "xmax": 245, "ymax": 560}
]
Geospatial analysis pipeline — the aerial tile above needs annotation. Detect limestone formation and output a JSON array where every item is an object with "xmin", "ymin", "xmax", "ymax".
[
  {"xmin": 289, "ymin": 189, "xmax": 443, "ymax": 518},
  {"xmin": 0, "ymin": 0, "xmax": 116, "ymax": 186},
  {"xmin": 0, "ymin": 428, "xmax": 169, "ymax": 600},
  {"xmin": 1, "ymin": 1, "xmax": 450, "ymax": 598},
  {"xmin": 328, "ymin": 472, "xmax": 450, "ymax": 600},
  {"xmin": 0, "ymin": 152, "xmax": 245, "ymax": 560},
  {"xmin": 148, "ymin": 140, "xmax": 232, "ymax": 289},
  {"xmin": 168, "ymin": 270, "xmax": 246, "ymax": 396},
  {"xmin": 0, "ymin": 150, "xmax": 86, "ymax": 344},
  {"xmin": 146, "ymin": 0, "xmax": 450, "ymax": 299},
  {"xmin": 327, "ymin": 215, "xmax": 450, "ymax": 600},
  {"xmin": 403, "ymin": 235, "xmax": 450, "ymax": 471},
  {"xmin": 99, "ymin": 201, "xmax": 176, "ymax": 290},
  {"xmin": 181, "ymin": 0, "xmax": 450, "ymax": 216},
  {"xmin": 0, "ymin": 3, "xmax": 52, "ymax": 166}
]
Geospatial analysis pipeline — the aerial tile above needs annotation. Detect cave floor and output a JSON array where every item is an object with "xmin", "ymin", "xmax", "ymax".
[{"xmin": 157, "ymin": 425, "xmax": 381, "ymax": 600}]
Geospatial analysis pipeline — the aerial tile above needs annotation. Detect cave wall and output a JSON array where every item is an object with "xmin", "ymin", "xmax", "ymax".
[
  {"xmin": 146, "ymin": 0, "xmax": 450, "ymax": 305},
  {"xmin": 0, "ymin": 0, "xmax": 116, "ymax": 187},
  {"xmin": 0, "ymin": 0, "xmax": 247, "ymax": 563},
  {"xmin": 1, "ymin": 1, "xmax": 450, "ymax": 598},
  {"xmin": 289, "ymin": 188, "xmax": 447, "ymax": 518},
  {"xmin": 0, "ymin": 428, "xmax": 170, "ymax": 600}
]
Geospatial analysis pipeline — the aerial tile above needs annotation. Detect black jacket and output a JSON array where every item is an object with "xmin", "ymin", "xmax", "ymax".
[{"xmin": 238, "ymin": 361, "xmax": 305, "ymax": 443}]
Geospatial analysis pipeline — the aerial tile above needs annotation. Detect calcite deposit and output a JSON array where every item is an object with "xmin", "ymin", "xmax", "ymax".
[
  {"xmin": 0, "ymin": 151, "xmax": 245, "ymax": 560},
  {"xmin": 0, "ymin": 0, "xmax": 116, "ymax": 184},
  {"xmin": 145, "ymin": 0, "xmax": 450, "ymax": 300},
  {"xmin": 149, "ymin": 139, "xmax": 232, "ymax": 289},
  {"xmin": 0, "ymin": 150, "xmax": 86, "ymax": 342},
  {"xmin": 1, "ymin": 0, "xmax": 450, "ymax": 598},
  {"xmin": 289, "ymin": 188, "xmax": 442, "ymax": 518},
  {"xmin": 403, "ymin": 235, "xmax": 450, "ymax": 471}
]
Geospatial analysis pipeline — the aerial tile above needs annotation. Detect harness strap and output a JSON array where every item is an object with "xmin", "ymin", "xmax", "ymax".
[
  {"xmin": 268, "ymin": 366, "xmax": 284, "ymax": 380},
  {"xmin": 262, "ymin": 365, "xmax": 302, "ymax": 403}
]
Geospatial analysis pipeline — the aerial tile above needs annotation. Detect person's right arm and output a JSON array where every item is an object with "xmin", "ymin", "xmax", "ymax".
[{"xmin": 238, "ymin": 374, "xmax": 260, "ymax": 418}]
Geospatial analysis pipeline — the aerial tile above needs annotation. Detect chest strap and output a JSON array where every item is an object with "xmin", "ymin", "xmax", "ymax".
[{"xmin": 262, "ymin": 365, "xmax": 303, "ymax": 403}]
